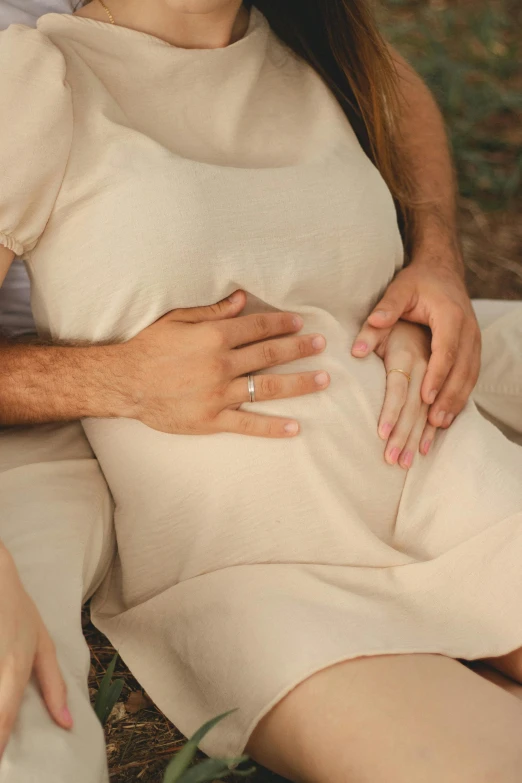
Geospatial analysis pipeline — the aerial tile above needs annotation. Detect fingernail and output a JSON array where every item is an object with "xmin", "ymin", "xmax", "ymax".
[
  {"xmin": 284, "ymin": 421, "xmax": 299, "ymax": 434},
  {"xmin": 61, "ymin": 706, "xmax": 73, "ymax": 727},
  {"xmin": 435, "ymin": 410, "xmax": 446, "ymax": 426},
  {"xmin": 372, "ymin": 310, "xmax": 388, "ymax": 318},
  {"xmin": 379, "ymin": 422, "xmax": 392, "ymax": 439},
  {"xmin": 227, "ymin": 291, "xmax": 242, "ymax": 303},
  {"xmin": 387, "ymin": 446, "xmax": 401, "ymax": 464},
  {"xmin": 401, "ymin": 450, "xmax": 413, "ymax": 468},
  {"xmin": 422, "ymin": 439, "xmax": 432, "ymax": 455},
  {"xmin": 353, "ymin": 341, "xmax": 368, "ymax": 353},
  {"xmin": 312, "ymin": 336, "xmax": 326, "ymax": 350},
  {"xmin": 292, "ymin": 315, "xmax": 303, "ymax": 329},
  {"xmin": 428, "ymin": 389, "xmax": 437, "ymax": 404},
  {"xmin": 444, "ymin": 413, "xmax": 454, "ymax": 427},
  {"xmin": 314, "ymin": 372, "xmax": 329, "ymax": 386}
]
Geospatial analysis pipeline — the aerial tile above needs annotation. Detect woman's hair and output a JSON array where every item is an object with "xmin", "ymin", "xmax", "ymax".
[{"xmin": 247, "ymin": 0, "xmax": 415, "ymax": 257}]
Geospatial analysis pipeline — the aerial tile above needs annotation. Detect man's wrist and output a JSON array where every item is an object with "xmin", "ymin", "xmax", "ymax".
[{"xmin": 408, "ymin": 213, "xmax": 465, "ymax": 279}]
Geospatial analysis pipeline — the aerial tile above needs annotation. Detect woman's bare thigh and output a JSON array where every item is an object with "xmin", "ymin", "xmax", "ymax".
[{"xmin": 245, "ymin": 653, "xmax": 522, "ymax": 783}]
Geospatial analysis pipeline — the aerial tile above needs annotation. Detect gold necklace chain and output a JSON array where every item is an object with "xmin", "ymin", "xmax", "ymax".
[{"xmin": 98, "ymin": 0, "xmax": 115, "ymax": 25}]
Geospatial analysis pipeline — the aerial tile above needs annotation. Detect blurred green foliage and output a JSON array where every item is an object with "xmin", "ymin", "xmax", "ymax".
[{"xmin": 378, "ymin": 0, "xmax": 522, "ymax": 209}]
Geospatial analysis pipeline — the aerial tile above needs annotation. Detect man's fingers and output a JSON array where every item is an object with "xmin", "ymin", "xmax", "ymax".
[
  {"xmin": 216, "ymin": 409, "xmax": 300, "ymax": 439},
  {"xmin": 351, "ymin": 322, "xmax": 392, "ymax": 358},
  {"xmin": 163, "ymin": 290, "xmax": 246, "ymax": 323},
  {"xmin": 219, "ymin": 311, "xmax": 304, "ymax": 350},
  {"xmin": 366, "ymin": 279, "xmax": 415, "ymax": 329},
  {"xmin": 226, "ymin": 371, "xmax": 330, "ymax": 406},
  {"xmin": 232, "ymin": 332, "xmax": 326, "ymax": 376},
  {"xmin": 0, "ymin": 656, "xmax": 30, "ymax": 758},
  {"xmin": 421, "ymin": 313, "xmax": 463, "ymax": 409},
  {"xmin": 426, "ymin": 329, "xmax": 481, "ymax": 428},
  {"xmin": 34, "ymin": 627, "xmax": 72, "ymax": 730}
]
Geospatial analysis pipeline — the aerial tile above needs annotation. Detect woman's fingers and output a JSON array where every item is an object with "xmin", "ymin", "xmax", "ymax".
[
  {"xmin": 33, "ymin": 625, "xmax": 72, "ymax": 730},
  {"xmin": 226, "ymin": 370, "xmax": 330, "ymax": 406},
  {"xmin": 232, "ymin": 332, "xmax": 326, "ymax": 376},
  {"xmin": 0, "ymin": 655, "xmax": 31, "ymax": 758},
  {"xmin": 216, "ymin": 408, "xmax": 302, "ymax": 439},
  {"xmin": 398, "ymin": 401, "xmax": 430, "ymax": 469},
  {"xmin": 378, "ymin": 369, "xmax": 410, "ymax": 441},
  {"xmin": 419, "ymin": 420, "xmax": 438, "ymax": 456},
  {"xmin": 382, "ymin": 367, "xmax": 424, "ymax": 467}
]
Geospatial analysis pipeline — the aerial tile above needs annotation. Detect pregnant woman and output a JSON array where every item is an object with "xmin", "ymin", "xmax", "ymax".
[{"xmin": 1, "ymin": 1, "xmax": 522, "ymax": 780}]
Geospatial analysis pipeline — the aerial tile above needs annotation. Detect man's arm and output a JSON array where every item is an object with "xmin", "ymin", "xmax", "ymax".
[
  {"xmin": 0, "ymin": 337, "xmax": 129, "ymax": 425},
  {"xmin": 354, "ymin": 46, "xmax": 482, "ymax": 431},
  {"xmin": 387, "ymin": 46, "xmax": 464, "ymax": 271}
]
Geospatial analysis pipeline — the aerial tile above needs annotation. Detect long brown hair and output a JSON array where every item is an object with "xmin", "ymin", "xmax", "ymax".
[{"xmin": 246, "ymin": 0, "xmax": 416, "ymax": 258}]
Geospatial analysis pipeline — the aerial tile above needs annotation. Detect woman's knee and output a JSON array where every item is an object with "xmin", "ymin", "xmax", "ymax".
[{"xmin": 245, "ymin": 653, "xmax": 522, "ymax": 783}]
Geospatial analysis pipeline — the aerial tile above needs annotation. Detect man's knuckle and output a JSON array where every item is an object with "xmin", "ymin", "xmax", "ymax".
[
  {"xmin": 265, "ymin": 420, "xmax": 278, "ymax": 438},
  {"xmin": 262, "ymin": 341, "xmax": 279, "ymax": 365},
  {"xmin": 261, "ymin": 375, "xmax": 281, "ymax": 398},
  {"xmin": 254, "ymin": 315, "xmax": 271, "ymax": 339},
  {"xmin": 207, "ymin": 324, "xmax": 227, "ymax": 349},
  {"xmin": 298, "ymin": 338, "xmax": 311, "ymax": 358},
  {"xmin": 239, "ymin": 415, "xmax": 255, "ymax": 434},
  {"xmin": 207, "ymin": 356, "xmax": 227, "ymax": 380}
]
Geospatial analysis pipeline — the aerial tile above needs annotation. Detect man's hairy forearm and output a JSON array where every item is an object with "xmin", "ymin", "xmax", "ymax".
[
  {"xmin": 0, "ymin": 337, "xmax": 128, "ymax": 426},
  {"xmin": 389, "ymin": 46, "xmax": 465, "ymax": 274}
]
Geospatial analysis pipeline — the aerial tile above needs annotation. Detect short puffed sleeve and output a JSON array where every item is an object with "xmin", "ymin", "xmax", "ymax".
[{"xmin": 0, "ymin": 24, "xmax": 72, "ymax": 257}]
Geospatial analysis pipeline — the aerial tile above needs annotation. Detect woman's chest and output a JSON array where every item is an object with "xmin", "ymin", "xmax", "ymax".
[{"xmin": 27, "ymin": 69, "xmax": 403, "ymax": 342}]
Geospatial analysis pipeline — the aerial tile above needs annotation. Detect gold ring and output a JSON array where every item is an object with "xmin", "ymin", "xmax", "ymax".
[{"xmin": 386, "ymin": 368, "xmax": 411, "ymax": 383}]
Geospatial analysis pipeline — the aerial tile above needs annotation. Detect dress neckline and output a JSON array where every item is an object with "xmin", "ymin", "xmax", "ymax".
[{"xmin": 37, "ymin": 3, "xmax": 265, "ymax": 53}]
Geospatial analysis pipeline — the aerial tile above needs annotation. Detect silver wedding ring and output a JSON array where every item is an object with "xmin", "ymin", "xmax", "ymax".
[{"xmin": 247, "ymin": 374, "xmax": 256, "ymax": 402}]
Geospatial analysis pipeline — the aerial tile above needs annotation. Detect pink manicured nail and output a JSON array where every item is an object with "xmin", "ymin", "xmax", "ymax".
[
  {"xmin": 388, "ymin": 446, "xmax": 401, "ymax": 464},
  {"xmin": 401, "ymin": 450, "xmax": 413, "ymax": 468},
  {"xmin": 61, "ymin": 706, "xmax": 73, "ymax": 727},
  {"xmin": 428, "ymin": 389, "xmax": 437, "ymax": 405},
  {"xmin": 380, "ymin": 422, "xmax": 392, "ymax": 439},
  {"xmin": 353, "ymin": 341, "xmax": 368, "ymax": 353},
  {"xmin": 444, "ymin": 413, "xmax": 454, "ymax": 427},
  {"xmin": 422, "ymin": 440, "xmax": 432, "ymax": 455},
  {"xmin": 373, "ymin": 310, "xmax": 388, "ymax": 318}
]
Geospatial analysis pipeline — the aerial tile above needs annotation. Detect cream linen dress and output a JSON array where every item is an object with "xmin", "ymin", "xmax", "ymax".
[{"xmin": 1, "ymin": 5, "xmax": 522, "ymax": 759}]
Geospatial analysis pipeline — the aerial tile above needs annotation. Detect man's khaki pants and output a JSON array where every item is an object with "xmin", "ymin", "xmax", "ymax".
[{"xmin": 0, "ymin": 300, "xmax": 520, "ymax": 783}]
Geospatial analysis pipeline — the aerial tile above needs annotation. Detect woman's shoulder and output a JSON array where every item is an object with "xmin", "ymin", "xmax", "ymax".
[{"xmin": 0, "ymin": 22, "xmax": 67, "ymax": 81}]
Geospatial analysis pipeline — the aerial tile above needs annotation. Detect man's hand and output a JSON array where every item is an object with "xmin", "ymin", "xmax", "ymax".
[{"xmin": 352, "ymin": 258, "xmax": 481, "ymax": 430}]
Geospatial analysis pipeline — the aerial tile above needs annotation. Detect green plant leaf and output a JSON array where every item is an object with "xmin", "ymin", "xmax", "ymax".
[
  {"xmin": 163, "ymin": 709, "xmax": 238, "ymax": 782},
  {"xmin": 94, "ymin": 653, "xmax": 124, "ymax": 726},
  {"xmin": 175, "ymin": 756, "xmax": 255, "ymax": 783},
  {"xmin": 103, "ymin": 678, "xmax": 125, "ymax": 725}
]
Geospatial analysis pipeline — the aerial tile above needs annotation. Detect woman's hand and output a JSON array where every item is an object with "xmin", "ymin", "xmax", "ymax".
[
  {"xmin": 353, "ymin": 260, "xmax": 481, "ymax": 430},
  {"xmin": 352, "ymin": 320, "xmax": 438, "ymax": 469},
  {"xmin": 119, "ymin": 290, "xmax": 330, "ymax": 438},
  {"xmin": 0, "ymin": 546, "xmax": 72, "ymax": 758}
]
